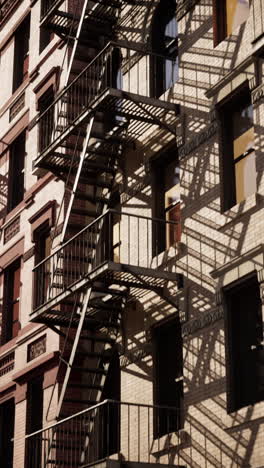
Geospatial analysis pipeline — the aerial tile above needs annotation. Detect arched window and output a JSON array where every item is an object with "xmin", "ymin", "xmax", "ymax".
[{"xmin": 150, "ymin": 0, "xmax": 178, "ymax": 98}]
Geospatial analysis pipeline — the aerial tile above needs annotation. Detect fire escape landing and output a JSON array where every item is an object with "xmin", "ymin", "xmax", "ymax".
[{"xmin": 27, "ymin": 1, "xmax": 183, "ymax": 466}]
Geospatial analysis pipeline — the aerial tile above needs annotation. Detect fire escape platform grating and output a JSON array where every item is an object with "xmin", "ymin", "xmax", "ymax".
[
  {"xmin": 33, "ymin": 88, "xmax": 178, "ymax": 172},
  {"xmin": 30, "ymin": 261, "xmax": 179, "ymax": 323}
]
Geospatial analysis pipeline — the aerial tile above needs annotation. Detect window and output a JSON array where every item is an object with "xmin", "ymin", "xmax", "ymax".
[
  {"xmin": 213, "ymin": 0, "xmax": 250, "ymax": 46},
  {"xmin": 150, "ymin": 0, "xmax": 178, "ymax": 98},
  {"xmin": 0, "ymin": 399, "xmax": 15, "ymax": 468},
  {"xmin": 152, "ymin": 147, "xmax": 181, "ymax": 254},
  {"xmin": 224, "ymin": 274, "xmax": 264, "ymax": 412},
  {"xmin": 39, "ymin": 0, "xmax": 54, "ymax": 54},
  {"xmin": 1, "ymin": 259, "xmax": 21, "ymax": 345},
  {"xmin": 99, "ymin": 350, "xmax": 120, "ymax": 457},
  {"xmin": 7, "ymin": 131, "xmax": 26, "ymax": 213},
  {"xmin": 39, "ymin": 26, "xmax": 53, "ymax": 54},
  {"xmin": 220, "ymin": 87, "xmax": 256, "ymax": 211},
  {"xmin": 34, "ymin": 222, "xmax": 51, "ymax": 308},
  {"xmin": 34, "ymin": 222, "xmax": 51, "ymax": 265},
  {"xmin": 38, "ymin": 87, "xmax": 54, "ymax": 152},
  {"xmin": 13, "ymin": 15, "xmax": 30, "ymax": 92},
  {"xmin": 26, "ymin": 376, "xmax": 43, "ymax": 468},
  {"xmin": 152, "ymin": 318, "xmax": 183, "ymax": 437}
]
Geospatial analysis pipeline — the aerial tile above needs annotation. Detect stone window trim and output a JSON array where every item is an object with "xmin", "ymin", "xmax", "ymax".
[
  {"xmin": 205, "ymin": 58, "xmax": 257, "ymax": 101},
  {"xmin": 0, "ymin": 109, "xmax": 29, "ymax": 147},
  {"xmin": 29, "ymin": 199, "xmax": 56, "ymax": 242},
  {"xmin": 0, "ymin": 171, "xmax": 54, "ymax": 231},
  {"xmin": 33, "ymin": 66, "xmax": 60, "ymax": 111},
  {"xmin": 210, "ymin": 243, "xmax": 264, "ymax": 281},
  {"xmin": 0, "ymin": 236, "xmax": 24, "ymax": 271},
  {"xmin": 12, "ymin": 350, "xmax": 60, "ymax": 393},
  {"xmin": 0, "ymin": 113, "xmax": 28, "ymax": 221},
  {"xmin": 0, "ymin": 5, "xmax": 30, "ymax": 50}
]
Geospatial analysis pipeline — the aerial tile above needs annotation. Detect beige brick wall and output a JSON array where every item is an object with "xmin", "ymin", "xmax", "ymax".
[
  {"xmin": 0, "ymin": 0, "xmax": 264, "ymax": 467},
  {"xmin": 119, "ymin": 1, "xmax": 264, "ymax": 467}
]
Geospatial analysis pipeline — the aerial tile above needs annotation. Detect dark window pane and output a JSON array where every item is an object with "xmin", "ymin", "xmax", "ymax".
[
  {"xmin": 1, "ymin": 259, "xmax": 21, "ymax": 345},
  {"xmin": 152, "ymin": 318, "xmax": 183, "ymax": 436},
  {"xmin": 0, "ymin": 399, "xmax": 15, "ymax": 468},
  {"xmin": 225, "ymin": 274, "xmax": 264, "ymax": 412},
  {"xmin": 8, "ymin": 131, "xmax": 25, "ymax": 213},
  {"xmin": 13, "ymin": 15, "xmax": 30, "ymax": 92}
]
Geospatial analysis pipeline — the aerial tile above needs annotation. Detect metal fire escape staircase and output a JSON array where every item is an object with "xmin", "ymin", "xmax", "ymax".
[{"xmin": 32, "ymin": 0, "xmax": 182, "ymax": 429}]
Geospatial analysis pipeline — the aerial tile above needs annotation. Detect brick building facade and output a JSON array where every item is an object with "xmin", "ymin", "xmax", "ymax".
[{"xmin": 0, "ymin": 1, "xmax": 263, "ymax": 467}]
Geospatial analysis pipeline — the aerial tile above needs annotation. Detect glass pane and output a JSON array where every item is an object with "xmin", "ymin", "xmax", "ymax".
[
  {"xmin": 235, "ymin": 151, "xmax": 257, "ymax": 203},
  {"xmin": 233, "ymin": 126, "xmax": 254, "ymax": 159},
  {"xmin": 165, "ymin": 57, "xmax": 179, "ymax": 90},
  {"xmin": 226, "ymin": 0, "xmax": 250, "ymax": 36},
  {"xmin": 165, "ymin": 16, "xmax": 178, "ymax": 42},
  {"xmin": 233, "ymin": 100, "xmax": 253, "ymax": 141}
]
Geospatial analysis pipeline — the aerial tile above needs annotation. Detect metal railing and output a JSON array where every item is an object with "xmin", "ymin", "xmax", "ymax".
[
  {"xmin": 25, "ymin": 400, "xmax": 181, "ymax": 468},
  {"xmin": 37, "ymin": 41, "xmax": 177, "ymax": 153},
  {"xmin": 32, "ymin": 210, "xmax": 180, "ymax": 311}
]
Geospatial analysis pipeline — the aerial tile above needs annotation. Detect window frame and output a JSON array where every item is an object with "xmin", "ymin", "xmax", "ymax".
[
  {"xmin": 150, "ymin": 0, "xmax": 178, "ymax": 98},
  {"xmin": 152, "ymin": 316, "xmax": 184, "ymax": 438},
  {"xmin": 213, "ymin": 0, "xmax": 250, "ymax": 46},
  {"xmin": 7, "ymin": 130, "xmax": 26, "ymax": 213},
  {"xmin": 25, "ymin": 375, "xmax": 44, "ymax": 468},
  {"xmin": 37, "ymin": 86, "xmax": 55, "ymax": 153},
  {"xmin": 219, "ymin": 85, "xmax": 256, "ymax": 212},
  {"xmin": 224, "ymin": 272, "xmax": 264, "ymax": 413},
  {"xmin": 1, "ymin": 258, "xmax": 21, "ymax": 345},
  {"xmin": 0, "ymin": 398, "xmax": 15, "ymax": 468},
  {"xmin": 151, "ymin": 145, "xmax": 181, "ymax": 255},
  {"xmin": 13, "ymin": 14, "xmax": 30, "ymax": 93}
]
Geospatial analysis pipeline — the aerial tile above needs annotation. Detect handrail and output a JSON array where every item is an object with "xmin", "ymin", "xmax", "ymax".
[
  {"xmin": 33, "ymin": 209, "xmax": 179, "ymax": 271},
  {"xmin": 35, "ymin": 40, "xmax": 177, "ymax": 126},
  {"xmin": 25, "ymin": 399, "xmax": 179, "ymax": 440}
]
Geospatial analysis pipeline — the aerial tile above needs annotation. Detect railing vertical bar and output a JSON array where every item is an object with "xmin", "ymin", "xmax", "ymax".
[
  {"xmin": 128, "ymin": 404, "xmax": 130, "ymax": 460},
  {"xmin": 147, "ymin": 218, "xmax": 149, "ymax": 268},
  {"xmin": 148, "ymin": 406, "xmax": 150, "ymax": 463},
  {"xmin": 107, "ymin": 401, "xmax": 110, "ymax": 458},
  {"xmin": 128, "ymin": 215, "xmax": 130, "ymax": 265},
  {"xmin": 137, "ymin": 216, "xmax": 139, "ymax": 266},
  {"xmin": 138, "ymin": 405, "xmax": 140, "ymax": 462},
  {"xmin": 119, "ymin": 213, "xmax": 121, "ymax": 262}
]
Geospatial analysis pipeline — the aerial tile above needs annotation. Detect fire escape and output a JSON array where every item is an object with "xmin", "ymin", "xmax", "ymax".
[{"xmin": 28, "ymin": 1, "xmax": 182, "ymax": 466}]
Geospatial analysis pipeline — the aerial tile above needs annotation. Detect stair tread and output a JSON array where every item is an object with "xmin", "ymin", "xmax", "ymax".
[
  {"xmin": 63, "ymin": 399, "xmax": 99, "ymax": 405},
  {"xmin": 75, "ymin": 192, "xmax": 111, "ymax": 204},
  {"xmin": 74, "ymin": 350, "xmax": 110, "ymax": 358},
  {"xmin": 71, "ymin": 207, "xmax": 97, "ymax": 217},
  {"xmin": 73, "ymin": 366, "xmax": 107, "ymax": 375},
  {"xmin": 80, "ymin": 333, "xmax": 115, "ymax": 343},
  {"xmin": 68, "ymin": 383, "xmax": 104, "ymax": 390}
]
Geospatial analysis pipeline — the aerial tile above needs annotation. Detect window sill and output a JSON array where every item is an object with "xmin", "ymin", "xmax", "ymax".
[{"xmin": 218, "ymin": 192, "xmax": 263, "ymax": 232}]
